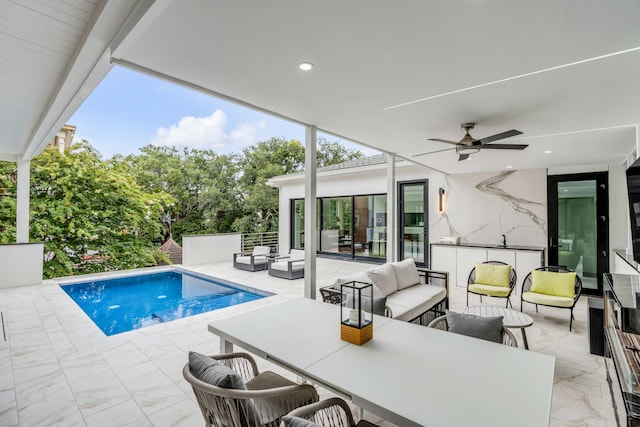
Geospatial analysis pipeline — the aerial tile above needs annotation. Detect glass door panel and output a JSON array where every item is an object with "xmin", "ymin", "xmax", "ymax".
[
  {"xmin": 548, "ymin": 173, "xmax": 608, "ymax": 295},
  {"xmin": 292, "ymin": 199, "xmax": 304, "ymax": 249},
  {"xmin": 558, "ymin": 181, "xmax": 597, "ymax": 291},
  {"xmin": 352, "ymin": 194, "xmax": 387, "ymax": 259},
  {"xmin": 399, "ymin": 182, "xmax": 427, "ymax": 264},
  {"xmin": 321, "ymin": 197, "xmax": 351, "ymax": 254}
]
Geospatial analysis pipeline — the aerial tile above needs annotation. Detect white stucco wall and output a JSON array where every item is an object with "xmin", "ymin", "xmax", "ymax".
[
  {"xmin": 0, "ymin": 243, "xmax": 43, "ymax": 288},
  {"xmin": 273, "ymin": 163, "xmax": 548, "ymax": 255},
  {"xmin": 182, "ymin": 234, "xmax": 241, "ymax": 265}
]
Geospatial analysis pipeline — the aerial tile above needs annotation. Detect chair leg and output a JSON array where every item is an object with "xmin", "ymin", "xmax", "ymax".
[
  {"xmin": 480, "ymin": 295, "xmax": 483, "ymax": 303},
  {"xmin": 505, "ymin": 298, "xmax": 512, "ymax": 308},
  {"xmin": 535, "ymin": 304, "xmax": 538, "ymax": 313},
  {"xmin": 466, "ymin": 292, "xmax": 469, "ymax": 307},
  {"xmin": 569, "ymin": 309, "xmax": 574, "ymax": 331}
]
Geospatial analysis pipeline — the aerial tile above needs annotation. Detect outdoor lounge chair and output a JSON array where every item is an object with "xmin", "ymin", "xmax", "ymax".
[
  {"xmin": 282, "ymin": 397, "xmax": 379, "ymax": 426},
  {"xmin": 467, "ymin": 260, "xmax": 517, "ymax": 308},
  {"xmin": 233, "ymin": 245, "xmax": 272, "ymax": 271},
  {"xmin": 184, "ymin": 351, "xmax": 318, "ymax": 427},
  {"xmin": 268, "ymin": 249, "xmax": 304, "ymax": 280},
  {"xmin": 521, "ymin": 266, "xmax": 582, "ymax": 331},
  {"xmin": 427, "ymin": 314, "xmax": 518, "ymax": 347}
]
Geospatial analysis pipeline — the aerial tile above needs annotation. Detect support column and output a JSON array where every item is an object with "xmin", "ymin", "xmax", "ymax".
[
  {"xmin": 16, "ymin": 160, "xmax": 30, "ymax": 243},
  {"xmin": 386, "ymin": 153, "xmax": 396, "ymax": 262},
  {"xmin": 304, "ymin": 126, "xmax": 317, "ymax": 299}
]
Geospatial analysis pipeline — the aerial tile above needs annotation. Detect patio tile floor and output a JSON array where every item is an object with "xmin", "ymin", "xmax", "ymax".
[{"xmin": 0, "ymin": 259, "xmax": 616, "ymax": 426}]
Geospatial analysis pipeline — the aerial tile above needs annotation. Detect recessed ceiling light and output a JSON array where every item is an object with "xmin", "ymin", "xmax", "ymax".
[
  {"xmin": 298, "ymin": 62, "xmax": 314, "ymax": 71},
  {"xmin": 544, "ymin": 150, "xmax": 552, "ymax": 154},
  {"xmin": 506, "ymin": 165, "xmax": 513, "ymax": 169}
]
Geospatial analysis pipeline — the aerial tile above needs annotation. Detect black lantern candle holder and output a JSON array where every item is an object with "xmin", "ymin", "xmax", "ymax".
[{"xmin": 340, "ymin": 281, "xmax": 373, "ymax": 345}]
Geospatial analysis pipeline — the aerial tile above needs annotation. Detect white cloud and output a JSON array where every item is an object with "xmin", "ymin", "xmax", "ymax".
[{"xmin": 151, "ymin": 110, "xmax": 265, "ymax": 152}]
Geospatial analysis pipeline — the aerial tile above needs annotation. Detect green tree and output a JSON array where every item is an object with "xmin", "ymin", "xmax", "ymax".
[
  {"xmin": 234, "ymin": 137, "xmax": 363, "ymax": 233},
  {"xmin": 121, "ymin": 145, "xmax": 241, "ymax": 242},
  {"xmin": 317, "ymin": 138, "xmax": 363, "ymax": 167},
  {"xmin": 0, "ymin": 142, "xmax": 172, "ymax": 278}
]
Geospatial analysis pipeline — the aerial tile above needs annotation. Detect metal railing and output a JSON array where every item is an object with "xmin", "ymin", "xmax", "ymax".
[{"xmin": 241, "ymin": 232, "xmax": 278, "ymax": 255}]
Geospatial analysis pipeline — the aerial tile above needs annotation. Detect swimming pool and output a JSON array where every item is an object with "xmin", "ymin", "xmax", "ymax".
[{"xmin": 60, "ymin": 270, "xmax": 269, "ymax": 336}]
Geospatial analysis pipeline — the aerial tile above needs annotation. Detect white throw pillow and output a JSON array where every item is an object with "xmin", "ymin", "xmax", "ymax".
[
  {"xmin": 289, "ymin": 249, "xmax": 305, "ymax": 261},
  {"xmin": 366, "ymin": 263, "xmax": 398, "ymax": 296},
  {"xmin": 391, "ymin": 258, "xmax": 421, "ymax": 290}
]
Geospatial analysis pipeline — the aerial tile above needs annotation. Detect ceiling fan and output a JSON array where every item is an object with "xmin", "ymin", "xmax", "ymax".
[{"xmin": 422, "ymin": 123, "xmax": 527, "ymax": 161}]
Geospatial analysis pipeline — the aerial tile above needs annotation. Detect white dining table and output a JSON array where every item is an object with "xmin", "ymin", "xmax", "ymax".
[{"xmin": 208, "ymin": 298, "xmax": 555, "ymax": 427}]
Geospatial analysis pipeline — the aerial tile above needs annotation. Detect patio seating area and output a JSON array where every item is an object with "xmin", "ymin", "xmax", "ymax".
[{"xmin": 0, "ymin": 258, "xmax": 615, "ymax": 426}]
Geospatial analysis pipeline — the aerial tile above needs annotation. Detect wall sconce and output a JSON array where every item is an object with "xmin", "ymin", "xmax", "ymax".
[{"xmin": 438, "ymin": 188, "xmax": 445, "ymax": 213}]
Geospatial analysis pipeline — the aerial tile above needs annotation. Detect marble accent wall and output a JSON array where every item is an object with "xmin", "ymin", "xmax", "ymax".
[{"xmin": 429, "ymin": 169, "xmax": 547, "ymax": 247}]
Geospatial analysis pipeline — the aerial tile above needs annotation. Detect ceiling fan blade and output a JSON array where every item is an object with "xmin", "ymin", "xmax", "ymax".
[
  {"xmin": 458, "ymin": 153, "xmax": 469, "ymax": 161},
  {"xmin": 412, "ymin": 147, "xmax": 456, "ymax": 157},
  {"xmin": 477, "ymin": 129, "xmax": 522, "ymax": 145},
  {"xmin": 480, "ymin": 143, "xmax": 528, "ymax": 150},
  {"xmin": 428, "ymin": 138, "xmax": 459, "ymax": 145}
]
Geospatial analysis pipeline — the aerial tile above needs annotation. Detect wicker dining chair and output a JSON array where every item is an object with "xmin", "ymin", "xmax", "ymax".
[
  {"xmin": 183, "ymin": 352, "xmax": 318, "ymax": 427},
  {"xmin": 427, "ymin": 314, "xmax": 518, "ymax": 347},
  {"xmin": 283, "ymin": 397, "xmax": 379, "ymax": 427}
]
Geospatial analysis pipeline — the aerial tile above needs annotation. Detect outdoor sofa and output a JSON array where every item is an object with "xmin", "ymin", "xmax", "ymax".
[{"xmin": 320, "ymin": 258, "xmax": 449, "ymax": 325}]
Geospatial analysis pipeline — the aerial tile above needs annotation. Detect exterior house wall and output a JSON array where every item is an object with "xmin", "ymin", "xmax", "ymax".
[{"xmin": 273, "ymin": 163, "xmax": 549, "ymax": 259}]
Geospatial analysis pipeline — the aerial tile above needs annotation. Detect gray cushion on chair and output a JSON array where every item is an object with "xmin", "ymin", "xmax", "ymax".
[
  {"xmin": 445, "ymin": 310, "xmax": 503, "ymax": 343},
  {"xmin": 281, "ymin": 415, "xmax": 322, "ymax": 427},
  {"xmin": 188, "ymin": 351, "xmax": 247, "ymax": 390}
]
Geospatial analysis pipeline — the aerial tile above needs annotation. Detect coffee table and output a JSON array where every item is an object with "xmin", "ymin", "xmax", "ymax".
[{"xmin": 463, "ymin": 306, "xmax": 534, "ymax": 349}]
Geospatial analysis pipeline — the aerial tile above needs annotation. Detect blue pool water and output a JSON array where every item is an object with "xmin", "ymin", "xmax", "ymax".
[{"xmin": 60, "ymin": 270, "xmax": 265, "ymax": 336}]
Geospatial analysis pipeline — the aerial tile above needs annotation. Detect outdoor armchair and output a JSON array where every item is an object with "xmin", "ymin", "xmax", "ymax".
[
  {"xmin": 521, "ymin": 266, "xmax": 582, "ymax": 331},
  {"xmin": 467, "ymin": 260, "xmax": 517, "ymax": 308},
  {"xmin": 184, "ymin": 351, "xmax": 318, "ymax": 427},
  {"xmin": 268, "ymin": 249, "xmax": 305, "ymax": 280},
  {"xmin": 233, "ymin": 245, "xmax": 272, "ymax": 272}
]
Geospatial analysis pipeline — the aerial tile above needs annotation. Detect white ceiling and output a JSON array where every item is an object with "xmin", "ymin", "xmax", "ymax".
[{"xmin": 2, "ymin": 0, "xmax": 640, "ymax": 175}]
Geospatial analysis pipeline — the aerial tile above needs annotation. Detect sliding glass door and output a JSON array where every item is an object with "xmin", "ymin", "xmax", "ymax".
[{"xmin": 291, "ymin": 193, "xmax": 388, "ymax": 261}]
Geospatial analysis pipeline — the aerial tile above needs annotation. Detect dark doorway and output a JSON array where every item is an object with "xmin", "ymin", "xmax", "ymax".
[
  {"xmin": 398, "ymin": 180, "xmax": 428, "ymax": 265},
  {"xmin": 548, "ymin": 172, "xmax": 609, "ymax": 296}
]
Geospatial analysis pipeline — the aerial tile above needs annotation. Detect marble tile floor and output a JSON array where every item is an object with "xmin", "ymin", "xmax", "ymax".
[{"xmin": 0, "ymin": 259, "xmax": 616, "ymax": 426}]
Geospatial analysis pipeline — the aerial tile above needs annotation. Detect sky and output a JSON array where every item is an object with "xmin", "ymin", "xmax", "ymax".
[{"xmin": 69, "ymin": 66, "xmax": 378, "ymax": 159}]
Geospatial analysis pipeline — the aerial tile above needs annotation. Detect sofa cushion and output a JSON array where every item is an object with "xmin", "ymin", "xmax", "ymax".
[
  {"xmin": 468, "ymin": 283, "xmax": 512, "ymax": 297},
  {"xmin": 289, "ymin": 249, "xmax": 305, "ymax": 262},
  {"xmin": 235, "ymin": 255, "xmax": 267, "ymax": 265},
  {"xmin": 252, "ymin": 246, "xmax": 272, "ymax": 256},
  {"xmin": 391, "ymin": 258, "xmax": 421, "ymax": 290},
  {"xmin": 475, "ymin": 263, "xmax": 511, "ymax": 287},
  {"xmin": 270, "ymin": 261, "xmax": 304, "ymax": 271},
  {"xmin": 522, "ymin": 291, "xmax": 575, "ymax": 307},
  {"xmin": 366, "ymin": 263, "xmax": 398, "ymax": 296},
  {"xmin": 386, "ymin": 285, "xmax": 446, "ymax": 321},
  {"xmin": 331, "ymin": 272, "xmax": 384, "ymax": 298},
  {"xmin": 530, "ymin": 270, "xmax": 576, "ymax": 298},
  {"xmin": 188, "ymin": 352, "xmax": 246, "ymax": 390},
  {"xmin": 445, "ymin": 310, "xmax": 503, "ymax": 343}
]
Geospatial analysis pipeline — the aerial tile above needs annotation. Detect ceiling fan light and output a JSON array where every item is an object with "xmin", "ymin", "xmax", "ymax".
[{"xmin": 456, "ymin": 145, "xmax": 480, "ymax": 155}]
